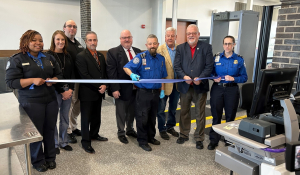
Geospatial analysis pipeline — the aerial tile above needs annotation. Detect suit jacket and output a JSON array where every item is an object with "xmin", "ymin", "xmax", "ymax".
[
  {"xmin": 76, "ymin": 49, "xmax": 107, "ymax": 101},
  {"xmin": 174, "ymin": 41, "xmax": 214, "ymax": 94},
  {"xmin": 106, "ymin": 45, "xmax": 141, "ymax": 101},
  {"xmin": 157, "ymin": 43, "xmax": 178, "ymax": 96}
]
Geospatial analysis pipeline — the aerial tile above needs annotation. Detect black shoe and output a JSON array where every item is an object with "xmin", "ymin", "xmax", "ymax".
[
  {"xmin": 92, "ymin": 135, "xmax": 108, "ymax": 141},
  {"xmin": 72, "ymin": 129, "xmax": 81, "ymax": 136},
  {"xmin": 159, "ymin": 131, "xmax": 170, "ymax": 140},
  {"xmin": 45, "ymin": 161, "xmax": 56, "ymax": 169},
  {"xmin": 207, "ymin": 142, "xmax": 218, "ymax": 150},
  {"xmin": 196, "ymin": 141, "xmax": 204, "ymax": 149},
  {"xmin": 148, "ymin": 138, "xmax": 160, "ymax": 145},
  {"xmin": 118, "ymin": 135, "xmax": 129, "ymax": 144},
  {"xmin": 60, "ymin": 145, "xmax": 73, "ymax": 151},
  {"xmin": 55, "ymin": 148, "xmax": 60, "ymax": 154},
  {"xmin": 33, "ymin": 163, "xmax": 48, "ymax": 172},
  {"xmin": 139, "ymin": 144, "xmax": 152, "ymax": 151},
  {"xmin": 126, "ymin": 130, "xmax": 137, "ymax": 138},
  {"xmin": 167, "ymin": 128, "xmax": 179, "ymax": 137},
  {"xmin": 176, "ymin": 137, "xmax": 189, "ymax": 144},
  {"xmin": 68, "ymin": 133, "xmax": 77, "ymax": 144},
  {"xmin": 83, "ymin": 145, "xmax": 95, "ymax": 154}
]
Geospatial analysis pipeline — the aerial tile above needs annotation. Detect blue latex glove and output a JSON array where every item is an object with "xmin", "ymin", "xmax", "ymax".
[
  {"xmin": 130, "ymin": 73, "xmax": 140, "ymax": 81},
  {"xmin": 160, "ymin": 90, "xmax": 165, "ymax": 99}
]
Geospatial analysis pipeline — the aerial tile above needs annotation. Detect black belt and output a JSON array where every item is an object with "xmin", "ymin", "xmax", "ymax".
[
  {"xmin": 216, "ymin": 83, "xmax": 238, "ymax": 87},
  {"xmin": 138, "ymin": 88, "xmax": 160, "ymax": 93}
]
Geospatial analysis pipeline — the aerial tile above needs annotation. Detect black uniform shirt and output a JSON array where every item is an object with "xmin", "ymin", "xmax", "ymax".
[
  {"xmin": 66, "ymin": 37, "xmax": 84, "ymax": 78},
  {"xmin": 6, "ymin": 52, "xmax": 63, "ymax": 104},
  {"xmin": 46, "ymin": 51, "xmax": 75, "ymax": 93}
]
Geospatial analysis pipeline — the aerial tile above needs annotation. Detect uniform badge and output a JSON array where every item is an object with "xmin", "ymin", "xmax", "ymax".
[
  {"xmin": 6, "ymin": 61, "xmax": 10, "ymax": 70},
  {"xmin": 234, "ymin": 60, "xmax": 238, "ymax": 64},
  {"xmin": 215, "ymin": 56, "xmax": 220, "ymax": 62},
  {"xmin": 50, "ymin": 61, "xmax": 53, "ymax": 67},
  {"xmin": 133, "ymin": 57, "xmax": 139, "ymax": 64},
  {"xmin": 142, "ymin": 58, "xmax": 146, "ymax": 65}
]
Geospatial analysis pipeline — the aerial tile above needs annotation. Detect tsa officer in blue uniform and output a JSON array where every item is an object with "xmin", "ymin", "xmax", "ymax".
[
  {"xmin": 5, "ymin": 30, "xmax": 63, "ymax": 172},
  {"xmin": 124, "ymin": 34, "xmax": 168, "ymax": 152},
  {"xmin": 207, "ymin": 35, "xmax": 248, "ymax": 150}
]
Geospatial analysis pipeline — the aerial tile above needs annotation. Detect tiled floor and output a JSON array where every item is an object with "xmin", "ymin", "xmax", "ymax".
[{"xmin": 12, "ymin": 95, "xmax": 246, "ymax": 175}]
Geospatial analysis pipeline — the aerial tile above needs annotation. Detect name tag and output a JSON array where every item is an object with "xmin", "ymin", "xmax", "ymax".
[
  {"xmin": 78, "ymin": 45, "xmax": 83, "ymax": 48},
  {"xmin": 22, "ymin": 63, "xmax": 30, "ymax": 66},
  {"xmin": 215, "ymin": 56, "xmax": 220, "ymax": 62},
  {"xmin": 216, "ymin": 63, "xmax": 221, "ymax": 65},
  {"xmin": 145, "ymin": 67, "xmax": 150, "ymax": 70}
]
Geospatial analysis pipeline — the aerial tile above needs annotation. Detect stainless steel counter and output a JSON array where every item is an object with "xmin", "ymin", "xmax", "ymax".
[{"xmin": 0, "ymin": 92, "xmax": 43, "ymax": 175}]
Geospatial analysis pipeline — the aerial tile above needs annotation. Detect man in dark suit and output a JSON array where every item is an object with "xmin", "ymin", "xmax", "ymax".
[
  {"xmin": 76, "ymin": 31, "xmax": 108, "ymax": 154},
  {"xmin": 106, "ymin": 30, "xmax": 141, "ymax": 144},
  {"xmin": 174, "ymin": 24, "xmax": 214, "ymax": 149}
]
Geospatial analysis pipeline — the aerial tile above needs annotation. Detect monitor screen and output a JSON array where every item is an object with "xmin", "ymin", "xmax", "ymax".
[
  {"xmin": 249, "ymin": 68, "xmax": 297, "ymax": 117},
  {"xmin": 198, "ymin": 36, "xmax": 210, "ymax": 44}
]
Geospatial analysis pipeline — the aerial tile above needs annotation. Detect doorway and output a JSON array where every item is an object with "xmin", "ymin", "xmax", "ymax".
[{"xmin": 166, "ymin": 18, "xmax": 197, "ymax": 45}]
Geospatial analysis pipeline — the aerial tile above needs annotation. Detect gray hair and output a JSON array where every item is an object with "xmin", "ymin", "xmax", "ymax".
[
  {"xmin": 165, "ymin": 27, "xmax": 176, "ymax": 35},
  {"xmin": 147, "ymin": 34, "xmax": 158, "ymax": 42},
  {"xmin": 85, "ymin": 31, "xmax": 97, "ymax": 41},
  {"xmin": 187, "ymin": 24, "xmax": 199, "ymax": 32}
]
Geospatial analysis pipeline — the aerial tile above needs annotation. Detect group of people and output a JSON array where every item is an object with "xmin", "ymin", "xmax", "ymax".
[{"xmin": 5, "ymin": 19, "xmax": 248, "ymax": 172}]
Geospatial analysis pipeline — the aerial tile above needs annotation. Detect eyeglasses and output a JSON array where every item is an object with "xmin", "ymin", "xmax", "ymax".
[
  {"xmin": 186, "ymin": 32, "xmax": 198, "ymax": 36},
  {"xmin": 121, "ymin": 36, "xmax": 133, "ymax": 40},
  {"xmin": 66, "ymin": 25, "xmax": 77, "ymax": 29},
  {"xmin": 223, "ymin": 43, "xmax": 233, "ymax": 46}
]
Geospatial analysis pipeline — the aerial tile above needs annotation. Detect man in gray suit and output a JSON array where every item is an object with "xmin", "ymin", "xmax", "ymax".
[{"xmin": 174, "ymin": 24, "xmax": 214, "ymax": 149}]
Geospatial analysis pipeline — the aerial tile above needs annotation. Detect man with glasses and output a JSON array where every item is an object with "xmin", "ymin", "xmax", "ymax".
[
  {"xmin": 63, "ymin": 20, "xmax": 84, "ymax": 143},
  {"xmin": 174, "ymin": 24, "xmax": 214, "ymax": 149},
  {"xmin": 124, "ymin": 34, "xmax": 168, "ymax": 152},
  {"xmin": 156, "ymin": 27, "xmax": 180, "ymax": 140},
  {"xmin": 106, "ymin": 30, "xmax": 141, "ymax": 144}
]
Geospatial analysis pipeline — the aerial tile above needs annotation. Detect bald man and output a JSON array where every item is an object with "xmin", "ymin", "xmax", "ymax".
[
  {"xmin": 106, "ymin": 30, "xmax": 141, "ymax": 144},
  {"xmin": 63, "ymin": 20, "xmax": 85, "ymax": 144}
]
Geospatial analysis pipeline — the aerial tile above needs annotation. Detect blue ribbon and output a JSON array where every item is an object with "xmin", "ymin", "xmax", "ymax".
[{"xmin": 29, "ymin": 76, "xmax": 224, "ymax": 89}]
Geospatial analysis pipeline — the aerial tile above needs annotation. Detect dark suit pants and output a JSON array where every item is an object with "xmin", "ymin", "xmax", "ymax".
[
  {"xmin": 115, "ymin": 90, "xmax": 136, "ymax": 136},
  {"xmin": 80, "ymin": 98, "xmax": 102, "ymax": 147},
  {"xmin": 209, "ymin": 83, "xmax": 239, "ymax": 144},
  {"xmin": 21, "ymin": 100, "xmax": 58, "ymax": 166},
  {"xmin": 136, "ymin": 88, "xmax": 159, "ymax": 145},
  {"xmin": 179, "ymin": 86, "xmax": 206, "ymax": 141}
]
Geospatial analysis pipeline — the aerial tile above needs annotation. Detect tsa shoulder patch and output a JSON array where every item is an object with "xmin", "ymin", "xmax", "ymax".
[
  {"xmin": 6, "ymin": 61, "xmax": 10, "ymax": 70},
  {"xmin": 133, "ymin": 57, "xmax": 139, "ymax": 64}
]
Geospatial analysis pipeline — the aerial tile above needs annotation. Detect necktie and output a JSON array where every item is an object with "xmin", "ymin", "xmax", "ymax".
[
  {"xmin": 128, "ymin": 49, "xmax": 133, "ymax": 60},
  {"xmin": 93, "ymin": 53, "xmax": 100, "ymax": 67}
]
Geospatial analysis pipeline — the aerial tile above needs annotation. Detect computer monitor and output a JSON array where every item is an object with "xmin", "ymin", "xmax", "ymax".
[
  {"xmin": 249, "ymin": 68, "xmax": 297, "ymax": 117},
  {"xmin": 198, "ymin": 36, "xmax": 210, "ymax": 44}
]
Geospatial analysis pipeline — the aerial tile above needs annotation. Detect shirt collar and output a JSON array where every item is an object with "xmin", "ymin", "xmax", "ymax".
[
  {"xmin": 27, "ymin": 52, "xmax": 46, "ymax": 59},
  {"xmin": 87, "ymin": 48, "xmax": 97, "ymax": 56},
  {"xmin": 123, "ymin": 46, "xmax": 132, "ymax": 52},
  {"xmin": 166, "ymin": 44, "xmax": 175, "ymax": 51},
  {"xmin": 220, "ymin": 51, "xmax": 236, "ymax": 59}
]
